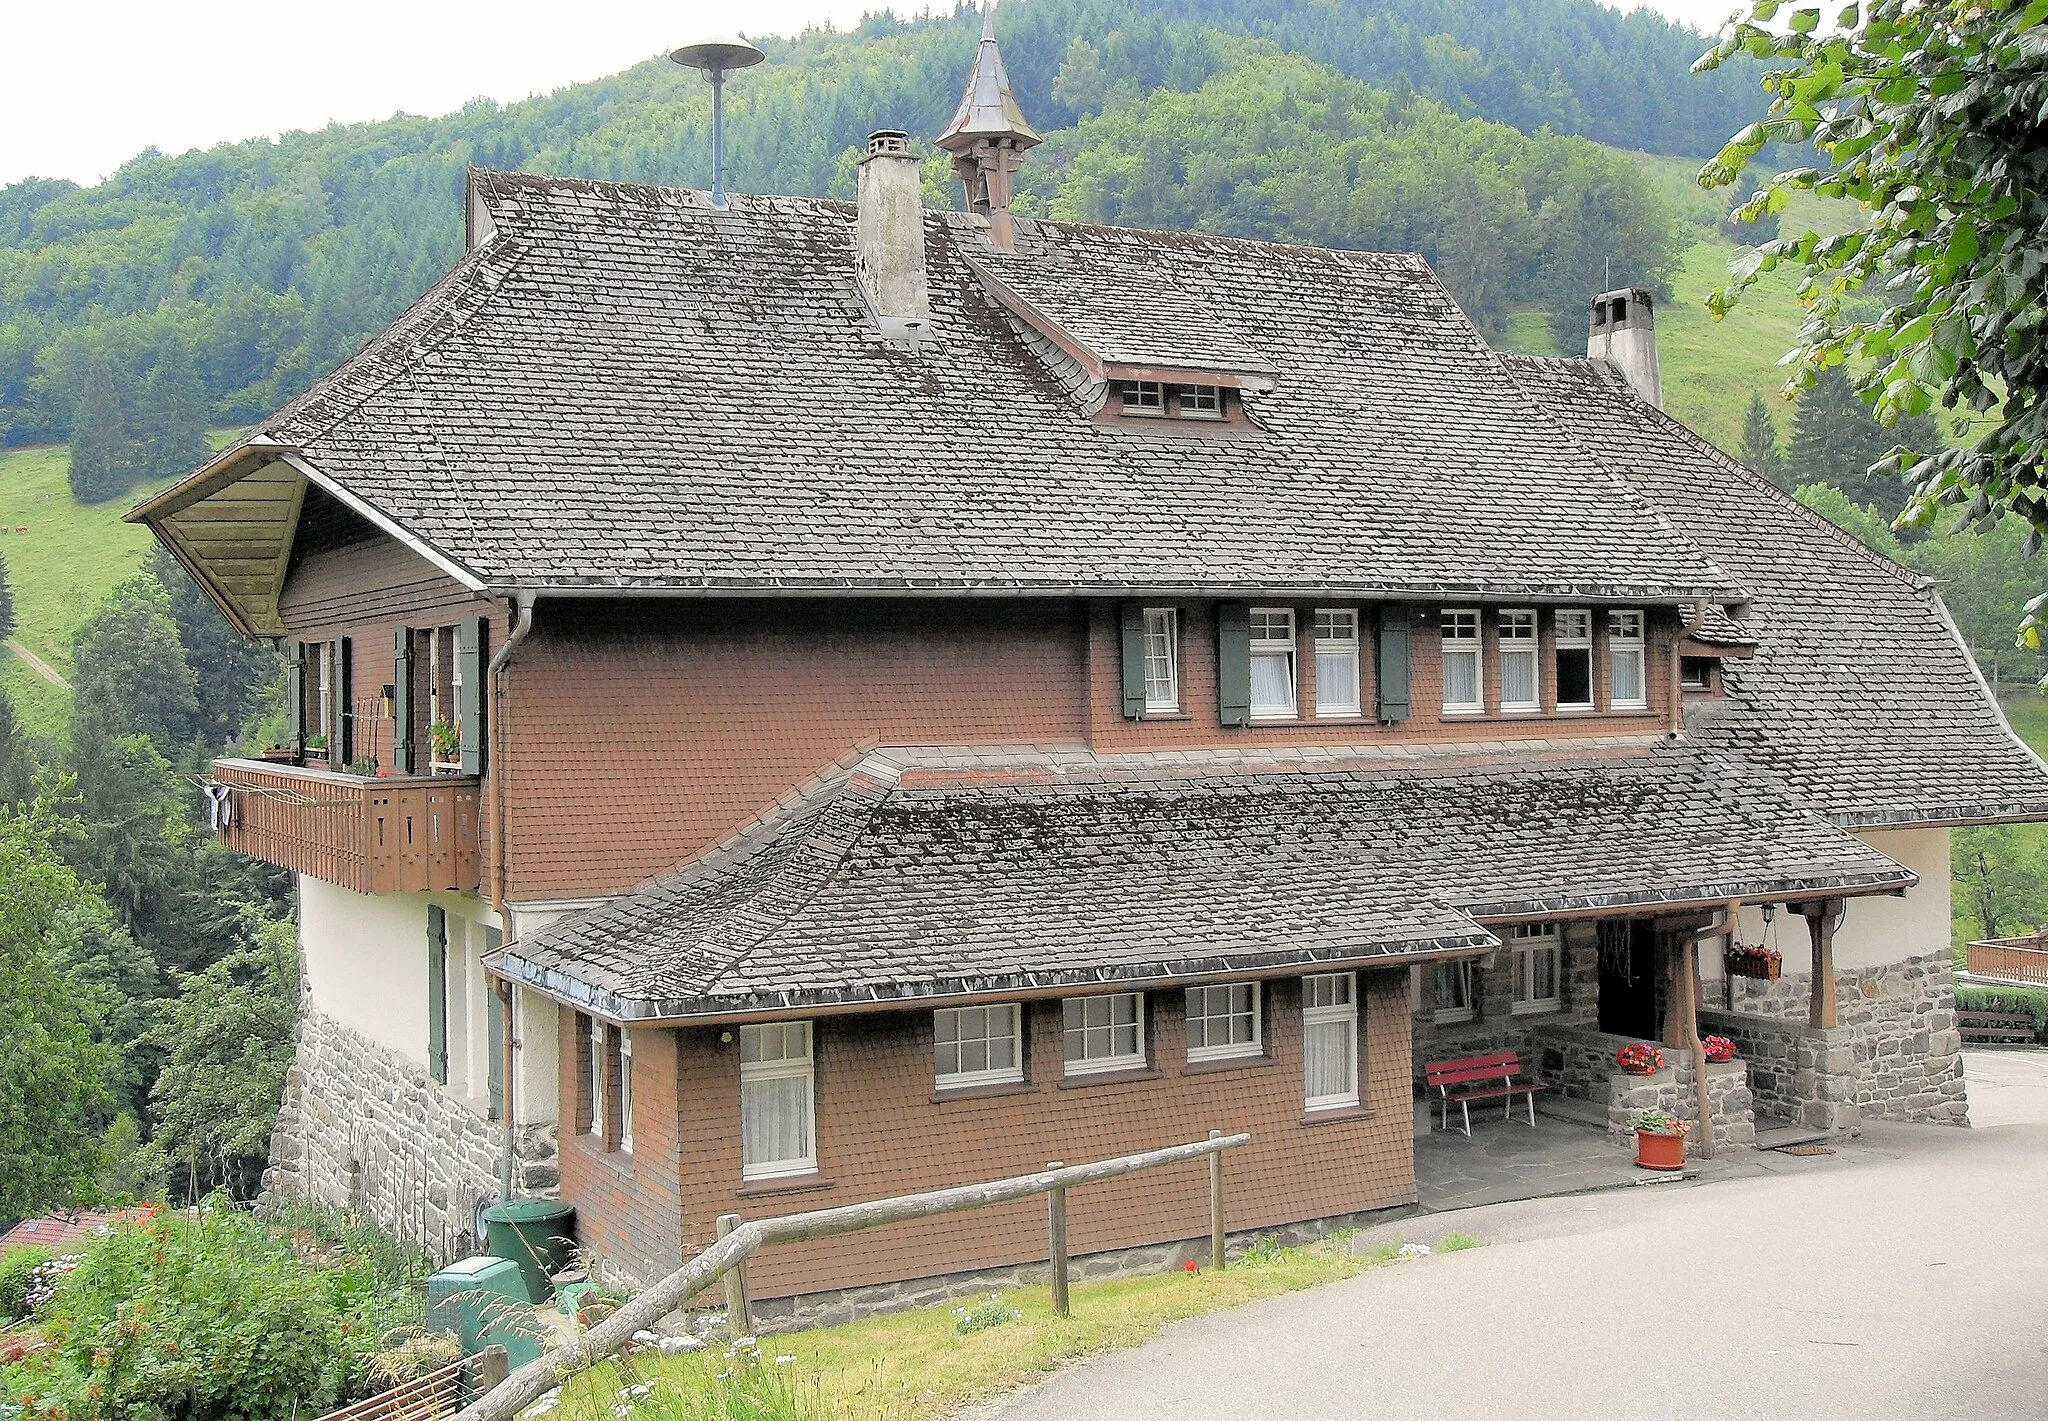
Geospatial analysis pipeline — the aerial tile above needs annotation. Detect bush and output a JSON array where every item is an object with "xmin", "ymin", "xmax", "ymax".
[
  {"xmin": 8, "ymin": 1198, "xmax": 428, "ymax": 1421},
  {"xmin": 1956, "ymin": 984, "xmax": 2048, "ymax": 1039},
  {"xmin": 1, "ymin": 1247, "xmax": 54, "ymax": 1322}
]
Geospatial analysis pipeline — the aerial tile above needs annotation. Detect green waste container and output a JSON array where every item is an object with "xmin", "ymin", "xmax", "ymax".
[
  {"xmin": 482, "ymin": 1199, "xmax": 576, "ymax": 1301},
  {"xmin": 425, "ymin": 1255, "xmax": 544, "ymax": 1369}
]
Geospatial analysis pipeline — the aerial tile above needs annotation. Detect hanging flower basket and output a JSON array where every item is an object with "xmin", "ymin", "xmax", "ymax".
[
  {"xmin": 1725, "ymin": 945, "xmax": 1782, "ymax": 980},
  {"xmin": 1631, "ymin": 1109, "xmax": 1691, "ymax": 1171},
  {"xmin": 1701, "ymin": 1034, "xmax": 1738, "ymax": 1063},
  {"xmin": 1616, "ymin": 1042, "xmax": 1664, "ymax": 1076}
]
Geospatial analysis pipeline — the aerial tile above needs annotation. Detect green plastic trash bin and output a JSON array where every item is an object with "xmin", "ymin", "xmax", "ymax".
[
  {"xmin": 482, "ymin": 1199, "xmax": 576, "ymax": 1301},
  {"xmin": 425, "ymin": 1255, "xmax": 545, "ymax": 1369}
]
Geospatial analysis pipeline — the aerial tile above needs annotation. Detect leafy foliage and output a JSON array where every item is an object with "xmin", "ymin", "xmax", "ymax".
[
  {"xmin": 1953, "ymin": 823, "xmax": 2048, "ymax": 944},
  {"xmin": 70, "ymin": 570, "xmax": 199, "ymax": 753},
  {"xmin": 1, "ymin": 1246, "xmax": 56, "ymax": 1323},
  {"xmin": 1698, "ymin": 1, "xmax": 2048, "ymax": 632},
  {"xmin": 0, "ymin": 804, "xmax": 117, "ymax": 1219},
  {"xmin": 1955, "ymin": 983, "xmax": 2048, "ymax": 1036}
]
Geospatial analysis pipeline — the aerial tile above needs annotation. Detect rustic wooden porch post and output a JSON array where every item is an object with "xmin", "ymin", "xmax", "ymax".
[
  {"xmin": 1046, "ymin": 1161, "xmax": 1070, "ymax": 1316},
  {"xmin": 1796, "ymin": 900, "xmax": 1841, "ymax": 1028},
  {"xmin": 1661, "ymin": 931, "xmax": 1690, "ymax": 1050},
  {"xmin": 715, "ymin": 1213, "xmax": 750, "ymax": 1336}
]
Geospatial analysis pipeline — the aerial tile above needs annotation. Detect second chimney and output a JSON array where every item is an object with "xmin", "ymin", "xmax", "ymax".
[
  {"xmin": 1587, "ymin": 287, "xmax": 1661, "ymax": 409},
  {"xmin": 856, "ymin": 130, "xmax": 931, "ymax": 342}
]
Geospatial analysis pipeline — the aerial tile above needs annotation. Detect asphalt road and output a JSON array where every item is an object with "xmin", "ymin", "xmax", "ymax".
[{"xmin": 989, "ymin": 1052, "xmax": 2048, "ymax": 1421}]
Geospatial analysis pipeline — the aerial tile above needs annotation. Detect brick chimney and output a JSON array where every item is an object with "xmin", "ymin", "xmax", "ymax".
[
  {"xmin": 855, "ymin": 130, "xmax": 931, "ymax": 342},
  {"xmin": 1587, "ymin": 287, "xmax": 1661, "ymax": 409},
  {"xmin": 934, "ymin": 8, "xmax": 1040, "ymax": 252}
]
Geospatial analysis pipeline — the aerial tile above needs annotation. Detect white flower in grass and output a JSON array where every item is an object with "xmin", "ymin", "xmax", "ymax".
[{"xmin": 775, "ymin": 1355, "xmax": 796, "ymax": 1366}]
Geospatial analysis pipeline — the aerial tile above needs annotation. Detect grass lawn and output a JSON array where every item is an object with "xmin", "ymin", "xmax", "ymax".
[
  {"xmin": 0, "ymin": 435, "xmax": 234, "ymax": 741},
  {"xmin": 550, "ymin": 1235, "xmax": 1462, "ymax": 1421}
]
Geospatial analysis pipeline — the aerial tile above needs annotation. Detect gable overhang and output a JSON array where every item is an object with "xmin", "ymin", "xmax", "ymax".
[
  {"xmin": 127, "ymin": 441, "xmax": 486, "ymax": 639},
  {"xmin": 965, "ymin": 256, "xmax": 1281, "ymax": 393}
]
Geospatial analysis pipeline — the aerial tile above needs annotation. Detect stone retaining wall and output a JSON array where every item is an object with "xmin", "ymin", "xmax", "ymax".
[
  {"xmin": 263, "ymin": 1005, "xmax": 559, "ymax": 1262},
  {"xmin": 1529, "ymin": 1024, "xmax": 1753, "ymax": 1153}
]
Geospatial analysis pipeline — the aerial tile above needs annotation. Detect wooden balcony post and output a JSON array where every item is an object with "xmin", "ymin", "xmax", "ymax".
[
  {"xmin": 1796, "ymin": 900, "xmax": 1841, "ymax": 1028},
  {"xmin": 1046, "ymin": 1161, "xmax": 1069, "ymax": 1316}
]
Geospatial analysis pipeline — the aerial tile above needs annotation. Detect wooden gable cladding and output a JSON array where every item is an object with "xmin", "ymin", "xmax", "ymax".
[{"xmin": 154, "ymin": 457, "xmax": 306, "ymax": 638}]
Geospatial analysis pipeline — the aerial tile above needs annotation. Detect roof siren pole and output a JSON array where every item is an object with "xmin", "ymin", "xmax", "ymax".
[{"xmin": 669, "ymin": 35, "xmax": 766, "ymax": 211}]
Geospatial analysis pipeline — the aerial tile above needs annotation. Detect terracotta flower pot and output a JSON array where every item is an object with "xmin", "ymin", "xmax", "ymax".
[{"xmin": 1635, "ymin": 1129, "xmax": 1686, "ymax": 1171}]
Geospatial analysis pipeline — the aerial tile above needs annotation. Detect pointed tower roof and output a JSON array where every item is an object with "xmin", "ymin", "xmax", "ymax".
[{"xmin": 934, "ymin": 8, "xmax": 1041, "ymax": 153}]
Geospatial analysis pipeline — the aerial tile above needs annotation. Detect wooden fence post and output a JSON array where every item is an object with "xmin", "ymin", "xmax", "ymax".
[
  {"xmin": 1046, "ymin": 1161, "xmax": 1069, "ymax": 1317},
  {"xmin": 715, "ymin": 1213, "xmax": 751, "ymax": 1336},
  {"xmin": 475, "ymin": 1345, "xmax": 510, "ymax": 1393},
  {"xmin": 1208, "ymin": 1129, "xmax": 1226, "ymax": 1271}
]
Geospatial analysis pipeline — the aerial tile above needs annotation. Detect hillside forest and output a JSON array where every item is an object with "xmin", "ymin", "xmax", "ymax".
[{"xmin": 0, "ymin": 0, "xmax": 2045, "ymax": 1223}]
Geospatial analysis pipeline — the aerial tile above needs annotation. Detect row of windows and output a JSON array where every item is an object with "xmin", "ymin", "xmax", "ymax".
[
  {"xmin": 1432, "ymin": 924, "xmax": 1562, "ymax": 1023},
  {"xmin": 738, "ymin": 976, "xmax": 1360, "ymax": 1182},
  {"xmin": 1117, "ymin": 380, "xmax": 1225, "ymax": 420},
  {"xmin": 1141, "ymin": 606, "xmax": 1651, "ymax": 720}
]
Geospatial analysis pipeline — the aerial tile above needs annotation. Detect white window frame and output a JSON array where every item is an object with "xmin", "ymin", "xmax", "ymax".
[
  {"xmin": 1432, "ymin": 960, "xmax": 1475, "ymax": 1025},
  {"xmin": 1177, "ymin": 384, "xmax": 1222, "ymax": 418},
  {"xmin": 740, "ymin": 1022, "xmax": 817, "ymax": 1181},
  {"xmin": 1509, "ymin": 923, "xmax": 1562, "ymax": 1015},
  {"xmin": 1185, "ymin": 983, "xmax": 1262, "ymax": 1063},
  {"xmin": 1440, "ymin": 609, "xmax": 1483, "ymax": 714},
  {"xmin": 587, "ymin": 1014, "xmax": 606, "ymax": 1141},
  {"xmin": 618, "ymin": 1030, "xmax": 635, "ymax": 1154},
  {"xmin": 1143, "ymin": 608, "xmax": 1180, "ymax": 713},
  {"xmin": 1554, "ymin": 609, "xmax": 1594, "ymax": 710},
  {"xmin": 1120, "ymin": 380, "xmax": 1165, "ymax": 415},
  {"xmin": 1062, "ymin": 993, "xmax": 1146, "ymax": 1076},
  {"xmin": 1249, "ymin": 608, "xmax": 1297, "ymax": 721},
  {"xmin": 1313, "ymin": 608, "xmax": 1361, "ymax": 718},
  {"xmin": 1498, "ymin": 609, "xmax": 1539, "ymax": 713},
  {"xmin": 934, "ymin": 1003, "xmax": 1025, "ymax": 1089},
  {"xmin": 1302, "ymin": 973, "xmax": 1360, "ymax": 1111},
  {"xmin": 1608, "ymin": 609, "xmax": 1648, "ymax": 710}
]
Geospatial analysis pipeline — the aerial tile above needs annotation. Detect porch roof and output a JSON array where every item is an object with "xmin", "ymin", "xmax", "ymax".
[{"xmin": 502, "ymin": 738, "xmax": 1914, "ymax": 1022}]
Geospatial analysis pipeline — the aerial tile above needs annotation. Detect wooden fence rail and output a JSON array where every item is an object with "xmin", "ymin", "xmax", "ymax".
[
  {"xmin": 451, "ymin": 1131, "xmax": 1251, "ymax": 1421},
  {"xmin": 318, "ymin": 1346, "xmax": 508, "ymax": 1421},
  {"xmin": 1967, "ymin": 940, "xmax": 2048, "ymax": 986}
]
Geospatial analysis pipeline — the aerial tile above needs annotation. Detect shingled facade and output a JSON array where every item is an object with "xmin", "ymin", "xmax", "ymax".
[{"xmin": 134, "ymin": 27, "xmax": 2048, "ymax": 1305}]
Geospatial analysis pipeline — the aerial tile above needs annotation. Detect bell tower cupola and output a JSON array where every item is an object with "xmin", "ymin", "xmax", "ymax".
[{"xmin": 934, "ymin": 7, "xmax": 1040, "ymax": 252}]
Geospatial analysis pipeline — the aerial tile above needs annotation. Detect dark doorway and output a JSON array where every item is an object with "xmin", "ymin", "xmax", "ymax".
[{"xmin": 1597, "ymin": 919, "xmax": 1659, "ymax": 1039}]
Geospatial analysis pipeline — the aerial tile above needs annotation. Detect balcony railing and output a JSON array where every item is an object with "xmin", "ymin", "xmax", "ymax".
[
  {"xmin": 1965, "ymin": 937, "xmax": 2048, "ymax": 987},
  {"xmin": 212, "ymin": 758, "xmax": 481, "ymax": 895}
]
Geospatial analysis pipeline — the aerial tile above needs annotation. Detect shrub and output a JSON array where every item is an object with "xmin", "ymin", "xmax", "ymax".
[
  {"xmin": 951, "ymin": 1293, "xmax": 1020, "ymax": 1336},
  {"xmin": 0, "ymin": 1247, "xmax": 54, "ymax": 1322},
  {"xmin": 1956, "ymin": 984, "xmax": 2048, "ymax": 1038}
]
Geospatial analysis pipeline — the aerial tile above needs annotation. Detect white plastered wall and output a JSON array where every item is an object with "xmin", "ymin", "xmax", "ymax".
[{"xmin": 1702, "ymin": 827, "xmax": 1952, "ymax": 979}]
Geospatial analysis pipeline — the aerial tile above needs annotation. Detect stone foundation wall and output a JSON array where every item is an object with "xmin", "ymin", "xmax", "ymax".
[
  {"xmin": 263, "ymin": 1005, "xmax": 560, "ymax": 1262},
  {"xmin": 1529, "ymin": 1024, "xmax": 1753, "ymax": 1152},
  {"xmin": 1712, "ymin": 949, "xmax": 1966, "ymax": 1128}
]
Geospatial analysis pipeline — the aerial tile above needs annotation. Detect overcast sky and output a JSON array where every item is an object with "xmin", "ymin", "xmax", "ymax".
[{"xmin": 2, "ymin": 0, "xmax": 1750, "ymax": 190}]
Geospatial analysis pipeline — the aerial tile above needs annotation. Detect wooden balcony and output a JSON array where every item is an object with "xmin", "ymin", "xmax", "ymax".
[
  {"xmin": 213, "ymin": 759, "xmax": 482, "ymax": 895},
  {"xmin": 1965, "ymin": 935, "xmax": 2048, "ymax": 987}
]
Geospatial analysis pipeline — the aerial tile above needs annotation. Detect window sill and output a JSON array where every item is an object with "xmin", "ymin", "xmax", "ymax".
[
  {"xmin": 1247, "ymin": 713, "xmax": 1298, "ymax": 725},
  {"xmin": 1432, "ymin": 1012, "xmax": 1476, "ymax": 1027},
  {"xmin": 930, "ymin": 1080, "xmax": 1038, "ymax": 1104},
  {"xmin": 1140, "ymin": 711, "xmax": 1193, "ymax": 722},
  {"xmin": 1058, "ymin": 1066, "xmax": 1159, "ymax": 1090},
  {"xmin": 1300, "ymin": 1104, "xmax": 1370, "ymax": 1126},
  {"xmin": 1510, "ymin": 1001, "xmax": 1561, "ymax": 1017},
  {"xmin": 1180, "ymin": 1054, "xmax": 1275, "ymax": 1078},
  {"xmin": 737, "ymin": 1174, "xmax": 833, "ymax": 1199}
]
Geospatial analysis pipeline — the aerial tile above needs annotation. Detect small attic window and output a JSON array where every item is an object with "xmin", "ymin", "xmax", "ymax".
[
  {"xmin": 1120, "ymin": 381, "xmax": 1166, "ymax": 416},
  {"xmin": 1176, "ymin": 384, "xmax": 1222, "ymax": 418}
]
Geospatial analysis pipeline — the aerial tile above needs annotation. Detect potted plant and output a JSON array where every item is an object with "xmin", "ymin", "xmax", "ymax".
[
  {"xmin": 304, "ymin": 733, "xmax": 329, "ymax": 761},
  {"xmin": 1615, "ymin": 1042, "xmax": 1664, "ymax": 1076},
  {"xmin": 429, "ymin": 717, "xmax": 460, "ymax": 769},
  {"xmin": 1631, "ymin": 1109, "xmax": 1690, "ymax": 1170},
  {"xmin": 1725, "ymin": 944, "xmax": 1783, "ymax": 980},
  {"xmin": 1701, "ymin": 1034, "xmax": 1738, "ymax": 1063}
]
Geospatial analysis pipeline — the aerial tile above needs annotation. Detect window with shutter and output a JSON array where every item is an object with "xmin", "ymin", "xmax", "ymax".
[
  {"xmin": 1118, "ymin": 604, "xmax": 1148, "ymax": 719},
  {"xmin": 1216, "ymin": 603, "xmax": 1252, "ymax": 726},
  {"xmin": 391, "ymin": 628, "xmax": 414, "ymax": 774},
  {"xmin": 427, "ymin": 905, "xmax": 449, "ymax": 1084},
  {"xmin": 1376, "ymin": 607, "xmax": 1412, "ymax": 722},
  {"xmin": 457, "ymin": 616, "xmax": 487, "ymax": 775}
]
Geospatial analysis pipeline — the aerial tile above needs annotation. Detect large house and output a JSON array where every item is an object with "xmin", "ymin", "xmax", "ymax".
[{"xmin": 132, "ymin": 24, "xmax": 2048, "ymax": 1317}]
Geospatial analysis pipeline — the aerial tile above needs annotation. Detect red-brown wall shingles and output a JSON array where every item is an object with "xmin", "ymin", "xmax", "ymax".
[
  {"xmin": 559, "ymin": 1009, "xmax": 688, "ymax": 1284},
  {"xmin": 563, "ymin": 972, "xmax": 1415, "ymax": 1301}
]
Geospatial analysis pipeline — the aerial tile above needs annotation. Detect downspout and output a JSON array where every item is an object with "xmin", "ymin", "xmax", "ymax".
[{"xmin": 489, "ymin": 591, "xmax": 537, "ymax": 1203}]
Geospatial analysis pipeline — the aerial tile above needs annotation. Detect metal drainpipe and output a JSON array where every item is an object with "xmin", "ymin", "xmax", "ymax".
[{"xmin": 488, "ymin": 591, "xmax": 536, "ymax": 1203}]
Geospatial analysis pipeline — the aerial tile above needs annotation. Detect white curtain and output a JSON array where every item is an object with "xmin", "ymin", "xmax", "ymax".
[
  {"xmin": 1251, "ymin": 652, "xmax": 1293, "ymax": 713},
  {"xmin": 1317, "ymin": 649, "xmax": 1358, "ymax": 711},
  {"xmin": 1611, "ymin": 647, "xmax": 1645, "ymax": 704},
  {"xmin": 742, "ymin": 1073, "xmax": 812, "ymax": 1171},
  {"xmin": 1443, "ymin": 650, "xmax": 1479, "ymax": 707},
  {"xmin": 1501, "ymin": 647, "xmax": 1536, "ymax": 707},
  {"xmin": 1304, "ymin": 1017, "xmax": 1356, "ymax": 1104}
]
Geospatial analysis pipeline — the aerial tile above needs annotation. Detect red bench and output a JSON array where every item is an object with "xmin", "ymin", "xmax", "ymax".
[{"xmin": 1424, "ymin": 1051, "xmax": 1544, "ymax": 1136}]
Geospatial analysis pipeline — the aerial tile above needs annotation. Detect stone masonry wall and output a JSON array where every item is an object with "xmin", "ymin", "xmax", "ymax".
[
  {"xmin": 1410, "ymin": 922, "xmax": 1599, "ymax": 1076},
  {"xmin": 1529, "ymin": 1023, "xmax": 1753, "ymax": 1152},
  {"xmin": 1715, "ymin": 949, "xmax": 1966, "ymax": 1127},
  {"xmin": 263, "ymin": 1005, "xmax": 559, "ymax": 1262}
]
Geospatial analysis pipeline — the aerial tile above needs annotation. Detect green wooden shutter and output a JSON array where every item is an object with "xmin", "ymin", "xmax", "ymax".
[
  {"xmin": 286, "ymin": 643, "xmax": 306, "ymax": 752},
  {"xmin": 1216, "ymin": 603, "xmax": 1251, "ymax": 727},
  {"xmin": 1119, "ymin": 604, "xmax": 1148, "ymax": 719},
  {"xmin": 391, "ymin": 628, "xmax": 413, "ymax": 775},
  {"xmin": 457, "ymin": 615, "xmax": 488, "ymax": 776},
  {"xmin": 427, "ymin": 905, "xmax": 449, "ymax": 1084},
  {"xmin": 486, "ymin": 982, "xmax": 506, "ymax": 1122},
  {"xmin": 337, "ymin": 637, "xmax": 354, "ymax": 766},
  {"xmin": 1377, "ymin": 606, "xmax": 1412, "ymax": 723}
]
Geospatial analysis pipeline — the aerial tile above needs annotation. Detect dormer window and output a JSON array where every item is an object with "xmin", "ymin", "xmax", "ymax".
[
  {"xmin": 1120, "ymin": 381, "xmax": 1165, "ymax": 415},
  {"xmin": 1177, "ymin": 384, "xmax": 1222, "ymax": 418}
]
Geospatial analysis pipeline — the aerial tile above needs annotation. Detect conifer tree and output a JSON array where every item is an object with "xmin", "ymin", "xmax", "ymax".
[
  {"xmin": 1737, "ymin": 392, "xmax": 1785, "ymax": 489},
  {"xmin": 67, "ymin": 354, "xmax": 134, "ymax": 504},
  {"xmin": 136, "ymin": 342, "xmax": 213, "ymax": 481}
]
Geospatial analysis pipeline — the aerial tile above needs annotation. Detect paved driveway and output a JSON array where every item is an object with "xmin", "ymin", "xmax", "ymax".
[{"xmin": 988, "ymin": 1052, "xmax": 2048, "ymax": 1421}]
